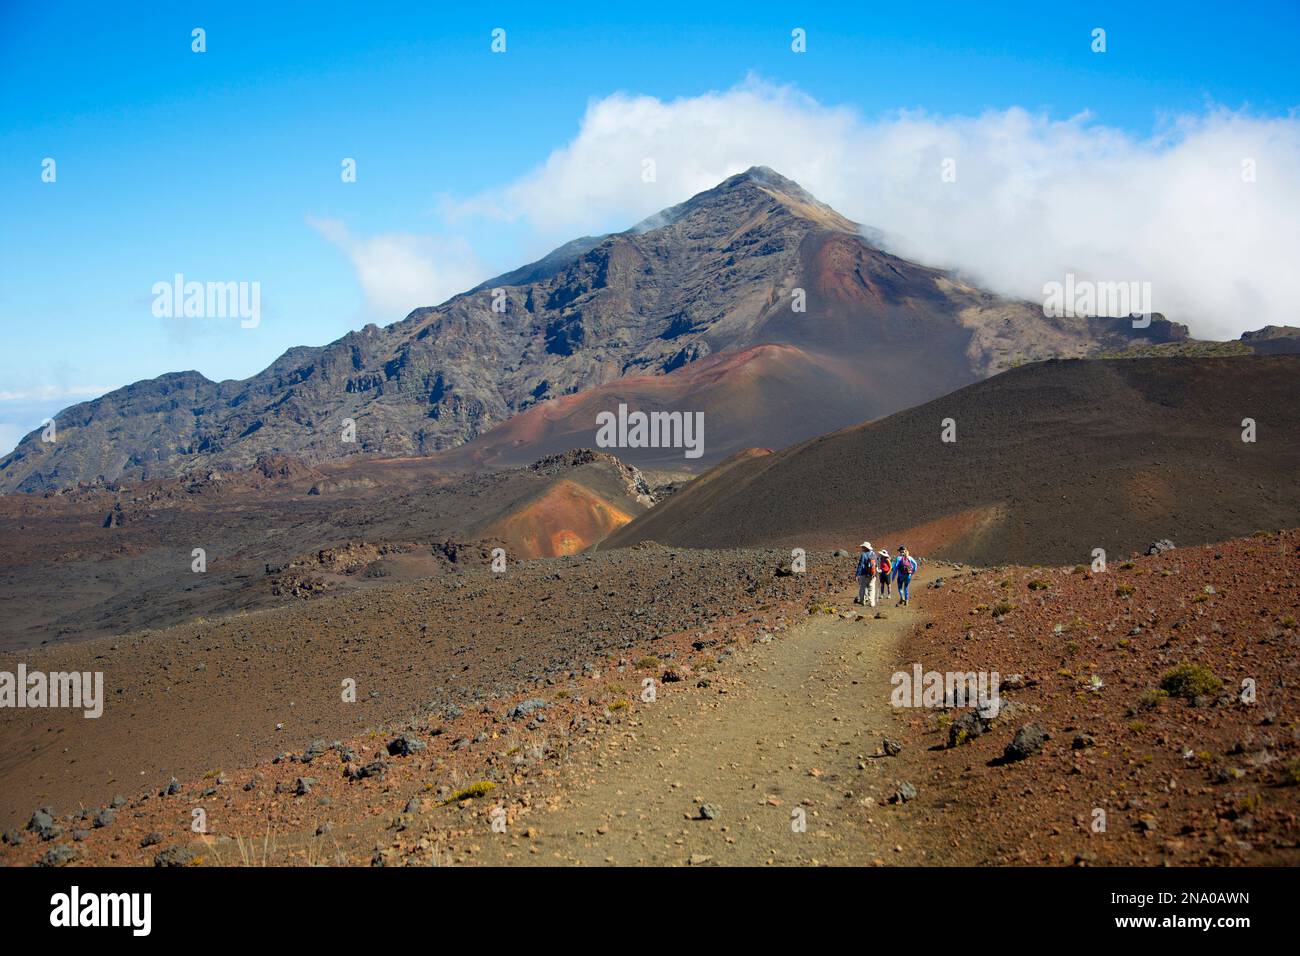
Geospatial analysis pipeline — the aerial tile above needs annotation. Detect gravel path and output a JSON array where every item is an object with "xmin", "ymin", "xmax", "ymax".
[{"xmin": 469, "ymin": 578, "xmax": 938, "ymax": 866}]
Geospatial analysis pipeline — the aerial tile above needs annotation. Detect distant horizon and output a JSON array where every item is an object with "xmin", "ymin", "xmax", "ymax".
[{"xmin": 3, "ymin": 1, "xmax": 1299, "ymax": 455}]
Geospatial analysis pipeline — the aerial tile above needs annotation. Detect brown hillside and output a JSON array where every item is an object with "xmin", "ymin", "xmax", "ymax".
[{"xmin": 602, "ymin": 356, "xmax": 1300, "ymax": 565}]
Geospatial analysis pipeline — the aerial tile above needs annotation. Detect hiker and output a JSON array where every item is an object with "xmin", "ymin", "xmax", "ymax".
[
  {"xmin": 854, "ymin": 541, "xmax": 878, "ymax": 607},
  {"xmin": 893, "ymin": 546, "xmax": 916, "ymax": 607},
  {"xmin": 877, "ymin": 548, "xmax": 892, "ymax": 599}
]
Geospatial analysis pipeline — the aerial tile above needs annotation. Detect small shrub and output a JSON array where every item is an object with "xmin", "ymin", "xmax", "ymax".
[
  {"xmin": 608, "ymin": 699, "xmax": 629, "ymax": 711},
  {"xmin": 1159, "ymin": 662, "xmax": 1221, "ymax": 700},
  {"xmin": 1138, "ymin": 688, "xmax": 1168, "ymax": 710},
  {"xmin": 635, "ymin": 655, "xmax": 660, "ymax": 669},
  {"xmin": 1115, "ymin": 583, "xmax": 1135, "ymax": 597},
  {"xmin": 1237, "ymin": 792, "xmax": 1262, "ymax": 814},
  {"xmin": 447, "ymin": 781, "xmax": 495, "ymax": 803},
  {"xmin": 1027, "ymin": 580, "xmax": 1049, "ymax": 591},
  {"xmin": 991, "ymin": 601, "xmax": 1016, "ymax": 617}
]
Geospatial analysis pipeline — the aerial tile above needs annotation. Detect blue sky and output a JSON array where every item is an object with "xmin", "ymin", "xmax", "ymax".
[{"xmin": 2, "ymin": 1, "xmax": 1298, "ymax": 454}]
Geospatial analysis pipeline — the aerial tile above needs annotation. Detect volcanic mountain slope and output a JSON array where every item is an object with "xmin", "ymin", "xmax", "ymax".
[
  {"xmin": 1, "ymin": 167, "xmax": 1188, "ymax": 492},
  {"xmin": 0, "ymin": 450, "xmax": 652, "ymax": 649},
  {"xmin": 603, "ymin": 355, "xmax": 1300, "ymax": 565},
  {"xmin": 429, "ymin": 343, "xmax": 876, "ymax": 471}
]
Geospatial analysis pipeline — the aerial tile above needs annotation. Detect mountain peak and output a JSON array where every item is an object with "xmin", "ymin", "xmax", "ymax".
[
  {"xmin": 633, "ymin": 166, "xmax": 857, "ymax": 235},
  {"xmin": 728, "ymin": 165, "xmax": 803, "ymax": 191}
]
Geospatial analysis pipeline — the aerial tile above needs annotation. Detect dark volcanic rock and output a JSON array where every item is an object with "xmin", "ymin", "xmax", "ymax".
[
  {"xmin": 26, "ymin": 807, "xmax": 60, "ymax": 841},
  {"xmin": 508, "ymin": 698, "xmax": 548, "ymax": 720},
  {"xmin": 154, "ymin": 845, "xmax": 199, "ymax": 867},
  {"xmin": 948, "ymin": 710, "xmax": 988, "ymax": 748},
  {"xmin": 386, "ymin": 734, "xmax": 426, "ymax": 757},
  {"xmin": 1003, "ymin": 724, "xmax": 1051, "ymax": 763},
  {"xmin": 38, "ymin": 845, "xmax": 79, "ymax": 867},
  {"xmin": 891, "ymin": 782, "xmax": 918, "ymax": 803}
]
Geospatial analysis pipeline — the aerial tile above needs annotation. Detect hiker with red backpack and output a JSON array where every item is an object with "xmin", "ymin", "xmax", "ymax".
[
  {"xmin": 854, "ymin": 541, "xmax": 878, "ymax": 607},
  {"xmin": 877, "ymin": 548, "xmax": 893, "ymax": 599},
  {"xmin": 893, "ymin": 546, "xmax": 917, "ymax": 606}
]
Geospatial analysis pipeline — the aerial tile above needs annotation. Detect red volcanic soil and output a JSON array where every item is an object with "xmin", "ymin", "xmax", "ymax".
[
  {"xmin": 605, "ymin": 355, "xmax": 1300, "ymax": 566},
  {"xmin": 482, "ymin": 479, "xmax": 634, "ymax": 557},
  {"xmin": 0, "ymin": 545, "xmax": 831, "ymax": 864},
  {"xmin": 428, "ymin": 344, "xmax": 879, "ymax": 472},
  {"xmin": 5, "ymin": 530, "xmax": 1295, "ymax": 867},
  {"xmin": 897, "ymin": 530, "xmax": 1300, "ymax": 864}
]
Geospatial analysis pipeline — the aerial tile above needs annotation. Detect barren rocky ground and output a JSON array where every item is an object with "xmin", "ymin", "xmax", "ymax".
[
  {"xmin": 0, "ymin": 544, "xmax": 835, "ymax": 860},
  {"xmin": 903, "ymin": 530, "xmax": 1300, "ymax": 865},
  {"xmin": 5, "ymin": 531, "xmax": 1295, "ymax": 867},
  {"xmin": 0, "ymin": 450, "xmax": 652, "ymax": 649}
]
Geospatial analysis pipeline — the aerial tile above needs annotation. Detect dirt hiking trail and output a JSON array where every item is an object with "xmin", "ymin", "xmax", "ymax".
[{"xmin": 468, "ymin": 573, "xmax": 963, "ymax": 866}]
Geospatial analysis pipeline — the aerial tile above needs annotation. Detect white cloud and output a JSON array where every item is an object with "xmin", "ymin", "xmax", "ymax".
[
  {"xmin": 0, "ymin": 385, "xmax": 116, "ymax": 402},
  {"xmin": 449, "ymin": 78, "xmax": 1300, "ymax": 340},
  {"xmin": 0, "ymin": 384, "xmax": 118, "ymax": 456},
  {"xmin": 308, "ymin": 218, "xmax": 484, "ymax": 319},
  {"xmin": 0, "ymin": 424, "xmax": 24, "ymax": 458}
]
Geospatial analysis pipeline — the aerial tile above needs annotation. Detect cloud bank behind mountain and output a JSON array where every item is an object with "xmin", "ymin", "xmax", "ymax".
[{"xmin": 447, "ymin": 79, "xmax": 1300, "ymax": 341}]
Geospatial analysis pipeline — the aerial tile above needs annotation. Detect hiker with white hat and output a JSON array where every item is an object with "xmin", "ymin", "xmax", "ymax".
[{"xmin": 854, "ymin": 541, "xmax": 878, "ymax": 607}]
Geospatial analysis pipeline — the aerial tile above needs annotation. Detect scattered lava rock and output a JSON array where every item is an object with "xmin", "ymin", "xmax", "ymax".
[
  {"xmin": 891, "ymin": 782, "xmax": 918, "ymax": 803},
  {"xmin": 154, "ymin": 846, "xmax": 199, "ymax": 867},
  {"xmin": 948, "ymin": 710, "xmax": 988, "ymax": 748},
  {"xmin": 386, "ymin": 734, "xmax": 426, "ymax": 757},
  {"xmin": 26, "ymin": 807, "xmax": 61, "ymax": 841},
  {"xmin": 1002, "ymin": 724, "xmax": 1050, "ymax": 763},
  {"xmin": 38, "ymin": 845, "xmax": 79, "ymax": 867}
]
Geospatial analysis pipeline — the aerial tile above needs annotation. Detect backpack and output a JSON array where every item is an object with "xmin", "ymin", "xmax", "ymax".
[
  {"xmin": 897, "ymin": 555, "xmax": 916, "ymax": 575},
  {"xmin": 878, "ymin": 555, "xmax": 891, "ymax": 574}
]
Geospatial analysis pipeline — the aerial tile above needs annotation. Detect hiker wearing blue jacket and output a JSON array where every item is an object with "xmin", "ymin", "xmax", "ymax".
[
  {"xmin": 854, "ymin": 541, "xmax": 878, "ymax": 607},
  {"xmin": 893, "ymin": 546, "xmax": 917, "ymax": 607}
]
